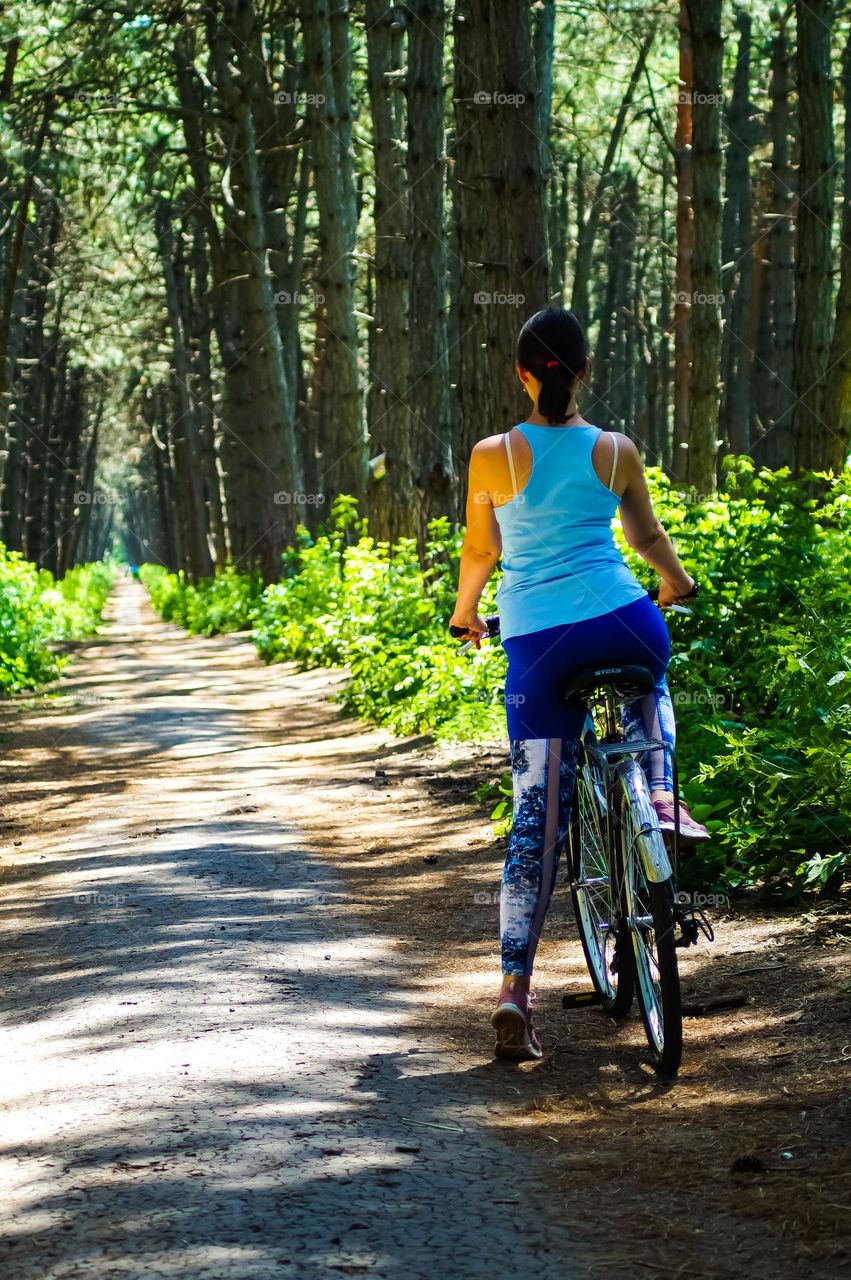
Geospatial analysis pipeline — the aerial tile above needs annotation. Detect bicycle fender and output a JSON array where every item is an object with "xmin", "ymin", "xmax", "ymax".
[{"xmin": 617, "ymin": 760, "xmax": 673, "ymax": 884}]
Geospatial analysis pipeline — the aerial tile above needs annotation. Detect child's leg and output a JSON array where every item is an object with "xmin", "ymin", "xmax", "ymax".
[{"xmin": 500, "ymin": 737, "xmax": 578, "ymax": 976}]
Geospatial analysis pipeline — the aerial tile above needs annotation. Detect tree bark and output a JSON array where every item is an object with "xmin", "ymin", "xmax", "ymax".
[
  {"xmin": 365, "ymin": 0, "xmax": 412, "ymax": 542},
  {"xmin": 720, "ymin": 10, "xmax": 755, "ymax": 456},
  {"xmin": 792, "ymin": 0, "xmax": 836, "ymax": 474},
  {"xmin": 753, "ymin": 21, "xmax": 796, "ymax": 468},
  {"xmin": 685, "ymin": 0, "xmax": 723, "ymax": 494},
  {"xmin": 155, "ymin": 198, "xmax": 214, "ymax": 581},
  {"xmin": 453, "ymin": 0, "xmax": 549, "ymax": 471},
  {"xmin": 405, "ymin": 0, "xmax": 455, "ymax": 533},
  {"xmin": 207, "ymin": 0, "xmax": 303, "ymax": 582},
  {"xmin": 672, "ymin": 1, "xmax": 694, "ymax": 481},
  {"xmin": 823, "ymin": 23, "xmax": 851, "ymax": 473},
  {"xmin": 301, "ymin": 0, "xmax": 366, "ymax": 503}
]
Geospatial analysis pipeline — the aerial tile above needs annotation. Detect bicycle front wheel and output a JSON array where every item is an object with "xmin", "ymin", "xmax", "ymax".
[
  {"xmin": 569, "ymin": 738, "xmax": 633, "ymax": 1018},
  {"xmin": 617, "ymin": 759, "xmax": 682, "ymax": 1076}
]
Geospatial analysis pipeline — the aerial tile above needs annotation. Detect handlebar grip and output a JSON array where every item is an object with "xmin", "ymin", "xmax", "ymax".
[
  {"xmin": 449, "ymin": 615, "xmax": 502, "ymax": 641},
  {"xmin": 647, "ymin": 587, "xmax": 660, "ymax": 602}
]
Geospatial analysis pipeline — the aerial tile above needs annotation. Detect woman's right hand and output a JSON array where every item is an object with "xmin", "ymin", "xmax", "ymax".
[{"xmin": 449, "ymin": 606, "xmax": 488, "ymax": 646}]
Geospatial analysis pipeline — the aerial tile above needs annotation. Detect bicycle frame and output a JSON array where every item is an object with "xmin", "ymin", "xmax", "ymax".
[{"xmin": 582, "ymin": 689, "xmax": 681, "ymax": 884}]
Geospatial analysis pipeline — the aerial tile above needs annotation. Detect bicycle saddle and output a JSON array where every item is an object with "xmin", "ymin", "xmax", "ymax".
[{"xmin": 562, "ymin": 663, "xmax": 657, "ymax": 702}]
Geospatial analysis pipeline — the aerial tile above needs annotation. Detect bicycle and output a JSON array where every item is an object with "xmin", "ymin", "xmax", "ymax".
[{"xmin": 451, "ymin": 591, "xmax": 713, "ymax": 1077}]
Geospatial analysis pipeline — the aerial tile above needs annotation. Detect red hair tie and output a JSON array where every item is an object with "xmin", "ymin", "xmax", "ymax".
[{"xmin": 546, "ymin": 360, "xmax": 559, "ymax": 368}]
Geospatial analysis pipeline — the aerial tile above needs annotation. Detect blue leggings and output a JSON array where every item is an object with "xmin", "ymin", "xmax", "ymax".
[{"xmin": 500, "ymin": 596, "xmax": 675, "ymax": 976}]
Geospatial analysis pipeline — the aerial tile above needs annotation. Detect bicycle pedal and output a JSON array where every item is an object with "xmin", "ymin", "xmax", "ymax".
[{"xmin": 562, "ymin": 991, "xmax": 605, "ymax": 1009}]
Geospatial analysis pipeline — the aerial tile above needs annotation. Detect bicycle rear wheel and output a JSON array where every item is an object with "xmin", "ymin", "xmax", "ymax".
[
  {"xmin": 569, "ymin": 737, "xmax": 634, "ymax": 1017},
  {"xmin": 617, "ymin": 759, "xmax": 682, "ymax": 1076}
]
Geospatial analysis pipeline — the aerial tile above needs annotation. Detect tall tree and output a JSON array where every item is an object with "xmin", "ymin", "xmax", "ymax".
[
  {"xmin": 453, "ymin": 0, "xmax": 549, "ymax": 470},
  {"xmin": 301, "ymin": 0, "xmax": 366, "ymax": 503},
  {"xmin": 206, "ymin": 0, "xmax": 303, "ymax": 582},
  {"xmin": 720, "ymin": 9, "xmax": 757, "ymax": 456},
  {"xmin": 792, "ymin": 0, "xmax": 836, "ymax": 473},
  {"xmin": 365, "ymin": 0, "xmax": 411, "ymax": 541},
  {"xmin": 685, "ymin": 0, "xmax": 723, "ymax": 493},
  {"xmin": 823, "ymin": 22, "xmax": 851, "ymax": 473},
  {"xmin": 753, "ymin": 19, "xmax": 796, "ymax": 468},
  {"xmin": 672, "ymin": 0, "xmax": 694, "ymax": 480},
  {"xmin": 405, "ymin": 0, "xmax": 455, "ymax": 531}
]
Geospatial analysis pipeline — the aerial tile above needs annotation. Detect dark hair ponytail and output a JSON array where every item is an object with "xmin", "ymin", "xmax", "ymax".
[{"xmin": 516, "ymin": 307, "xmax": 588, "ymax": 425}]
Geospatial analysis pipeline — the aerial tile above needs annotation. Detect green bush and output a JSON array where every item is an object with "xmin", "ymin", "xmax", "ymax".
[
  {"xmin": 251, "ymin": 497, "xmax": 507, "ymax": 739},
  {"xmin": 142, "ymin": 463, "xmax": 851, "ymax": 896},
  {"xmin": 138, "ymin": 564, "xmax": 263, "ymax": 635},
  {"xmin": 0, "ymin": 548, "xmax": 115, "ymax": 692}
]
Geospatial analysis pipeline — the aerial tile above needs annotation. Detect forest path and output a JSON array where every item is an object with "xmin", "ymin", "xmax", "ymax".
[{"xmin": 0, "ymin": 578, "xmax": 595, "ymax": 1280}]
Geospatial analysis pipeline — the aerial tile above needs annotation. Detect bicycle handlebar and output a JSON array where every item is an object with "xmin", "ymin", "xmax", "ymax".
[{"xmin": 450, "ymin": 585, "xmax": 697, "ymax": 646}]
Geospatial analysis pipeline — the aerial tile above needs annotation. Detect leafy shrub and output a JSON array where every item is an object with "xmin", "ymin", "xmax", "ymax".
[
  {"xmin": 0, "ymin": 548, "xmax": 114, "ymax": 692},
  {"xmin": 139, "ymin": 564, "xmax": 263, "ymax": 635}
]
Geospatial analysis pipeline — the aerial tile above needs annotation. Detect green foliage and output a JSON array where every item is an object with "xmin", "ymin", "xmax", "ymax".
[
  {"xmin": 250, "ymin": 497, "xmax": 506, "ymax": 738},
  {"xmin": 619, "ymin": 461, "xmax": 851, "ymax": 896},
  {"xmin": 139, "ymin": 564, "xmax": 263, "ymax": 636},
  {"xmin": 143, "ymin": 466, "xmax": 851, "ymax": 897},
  {"xmin": 0, "ymin": 549, "xmax": 114, "ymax": 692}
]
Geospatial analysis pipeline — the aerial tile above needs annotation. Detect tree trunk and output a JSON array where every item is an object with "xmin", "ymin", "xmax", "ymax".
[
  {"xmin": 823, "ymin": 24, "xmax": 851, "ymax": 473},
  {"xmin": 453, "ymin": 0, "xmax": 549, "ymax": 472},
  {"xmin": 792, "ymin": 0, "xmax": 836, "ymax": 474},
  {"xmin": 753, "ymin": 22, "xmax": 796, "ymax": 468},
  {"xmin": 720, "ymin": 10, "xmax": 755, "ymax": 457},
  {"xmin": 301, "ymin": 0, "xmax": 365, "ymax": 503},
  {"xmin": 685, "ymin": 0, "xmax": 723, "ymax": 495},
  {"xmin": 365, "ymin": 0, "xmax": 412, "ymax": 542},
  {"xmin": 207, "ymin": 0, "xmax": 303, "ymax": 581},
  {"xmin": 155, "ymin": 198, "xmax": 214, "ymax": 581},
  {"xmin": 672, "ymin": 0, "xmax": 694, "ymax": 481},
  {"xmin": 403, "ymin": 0, "xmax": 455, "ymax": 533}
]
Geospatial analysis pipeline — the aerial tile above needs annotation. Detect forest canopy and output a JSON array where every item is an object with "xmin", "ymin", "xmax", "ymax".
[{"xmin": 0, "ymin": 1, "xmax": 849, "ymax": 580}]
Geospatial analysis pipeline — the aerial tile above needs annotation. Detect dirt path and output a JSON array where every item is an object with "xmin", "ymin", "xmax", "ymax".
[{"xmin": 1, "ymin": 580, "xmax": 849, "ymax": 1279}]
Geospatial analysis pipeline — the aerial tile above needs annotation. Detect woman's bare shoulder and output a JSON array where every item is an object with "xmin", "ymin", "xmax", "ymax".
[{"xmin": 471, "ymin": 432, "xmax": 511, "ymax": 457}]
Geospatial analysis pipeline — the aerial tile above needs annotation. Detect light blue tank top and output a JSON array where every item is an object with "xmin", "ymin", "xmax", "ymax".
[{"xmin": 493, "ymin": 422, "xmax": 646, "ymax": 640}]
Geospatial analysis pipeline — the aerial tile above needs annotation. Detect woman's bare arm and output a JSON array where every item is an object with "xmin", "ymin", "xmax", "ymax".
[
  {"xmin": 450, "ymin": 441, "xmax": 503, "ymax": 638},
  {"xmin": 617, "ymin": 437, "xmax": 695, "ymax": 606}
]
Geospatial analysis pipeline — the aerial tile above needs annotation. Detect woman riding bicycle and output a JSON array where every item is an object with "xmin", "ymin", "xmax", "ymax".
[{"xmin": 449, "ymin": 306, "xmax": 708, "ymax": 1062}]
